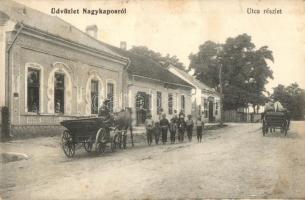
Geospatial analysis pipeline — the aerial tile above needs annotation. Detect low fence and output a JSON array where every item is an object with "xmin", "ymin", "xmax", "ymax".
[{"xmin": 224, "ymin": 110, "xmax": 261, "ymax": 123}]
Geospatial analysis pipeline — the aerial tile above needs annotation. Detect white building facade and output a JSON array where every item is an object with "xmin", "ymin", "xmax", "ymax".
[{"xmin": 168, "ymin": 65, "xmax": 221, "ymax": 123}]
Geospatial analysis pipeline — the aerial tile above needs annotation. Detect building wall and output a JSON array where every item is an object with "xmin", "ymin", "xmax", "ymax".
[
  {"xmin": 168, "ymin": 66, "xmax": 221, "ymax": 123},
  {"xmin": 0, "ymin": 16, "xmax": 15, "ymax": 107},
  {"xmin": 199, "ymin": 93, "xmax": 221, "ymax": 123},
  {"xmin": 6, "ymin": 29, "xmax": 126, "ymax": 137},
  {"xmin": 127, "ymin": 76, "xmax": 192, "ymax": 125}
]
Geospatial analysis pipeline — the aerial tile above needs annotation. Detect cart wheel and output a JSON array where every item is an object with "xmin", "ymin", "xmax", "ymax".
[
  {"xmin": 284, "ymin": 123, "xmax": 288, "ymax": 136},
  {"xmin": 62, "ymin": 130, "xmax": 75, "ymax": 158},
  {"xmin": 96, "ymin": 142, "xmax": 106, "ymax": 153},
  {"xmin": 84, "ymin": 141, "xmax": 93, "ymax": 153}
]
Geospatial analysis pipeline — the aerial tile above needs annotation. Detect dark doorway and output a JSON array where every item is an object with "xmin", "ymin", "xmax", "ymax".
[
  {"xmin": 208, "ymin": 101, "xmax": 214, "ymax": 122},
  {"xmin": 135, "ymin": 92, "xmax": 151, "ymax": 125}
]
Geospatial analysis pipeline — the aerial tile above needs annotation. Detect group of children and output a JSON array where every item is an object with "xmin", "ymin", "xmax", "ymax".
[{"xmin": 144, "ymin": 110, "xmax": 205, "ymax": 145}]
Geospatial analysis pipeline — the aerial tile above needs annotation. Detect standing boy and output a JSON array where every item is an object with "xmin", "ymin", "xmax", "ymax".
[
  {"xmin": 186, "ymin": 115, "xmax": 194, "ymax": 142},
  {"xmin": 154, "ymin": 122, "xmax": 161, "ymax": 145},
  {"xmin": 196, "ymin": 116, "xmax": 204, "ymax": 143}
]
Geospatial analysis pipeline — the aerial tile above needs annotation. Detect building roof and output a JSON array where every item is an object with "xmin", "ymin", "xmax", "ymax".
[
  {"xmin": 103, "ymin": 44, "xmax": 193, "ymax": 88},
  {"xmin": 0, "ymin": 0, "xmax": 124, "ymax": 60},
  {"xmin": 0, "ymin": 0, "xmax": 192, "ymax": 89},
  {"xmin": 168, "ymin": 64, "xmax": 219, "ymax": 95}
]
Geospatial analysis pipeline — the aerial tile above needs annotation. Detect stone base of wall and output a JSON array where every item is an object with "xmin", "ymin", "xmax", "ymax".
[{"xmin": 10, "ymin": 125, "xmax": 65, "ymax": 139}]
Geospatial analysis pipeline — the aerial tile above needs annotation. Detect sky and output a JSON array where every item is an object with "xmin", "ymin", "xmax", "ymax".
[{"xmin": 18, "ymin": 0, "xmax": 305, "ymax": 92}]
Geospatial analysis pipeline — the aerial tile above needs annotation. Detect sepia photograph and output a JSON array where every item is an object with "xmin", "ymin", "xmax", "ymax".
[{"xmin": 0, "ymin": 0, "xmax": 304, "ymax": 199}]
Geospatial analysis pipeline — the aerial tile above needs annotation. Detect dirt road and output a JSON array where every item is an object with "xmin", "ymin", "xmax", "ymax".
[{"xmin": 1, "ymin": 122, "xmax": 305, "ymax": 199}]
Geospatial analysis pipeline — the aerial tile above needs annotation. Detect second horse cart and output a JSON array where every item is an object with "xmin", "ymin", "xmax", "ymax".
[{"xmin": 262, "ymin": 112, "xmax": 289, "ymax": 136}]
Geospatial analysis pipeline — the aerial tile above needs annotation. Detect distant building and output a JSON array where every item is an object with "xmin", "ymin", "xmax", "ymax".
[{"xmin": 167, "ymin": 64, "xmax": 221, "ymax": 123}]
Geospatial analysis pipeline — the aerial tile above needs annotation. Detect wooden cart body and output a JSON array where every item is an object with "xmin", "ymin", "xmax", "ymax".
[{"xmin": 60, "ymin": 118, "xmax": 116, "ymax": 157}]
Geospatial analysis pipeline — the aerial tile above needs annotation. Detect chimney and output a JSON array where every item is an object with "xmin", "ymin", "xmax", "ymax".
[
  {"xmin": 120, "ymin": 41, "xmax": 127, "ymax": 50},
  {"xmin": 85, "ymin": 25, "xmax": 98, "ymax": 39}
]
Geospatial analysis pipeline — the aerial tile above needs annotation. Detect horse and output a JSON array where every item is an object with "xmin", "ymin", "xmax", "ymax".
[{"xmin": 113, "ymin": 108, "xmax": 134, "ymax": 149}]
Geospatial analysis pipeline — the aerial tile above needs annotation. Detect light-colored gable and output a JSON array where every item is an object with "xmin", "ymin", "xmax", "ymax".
[{"xmin": 167, "ymin": 64, "xmax": 219, "ymax": 97}]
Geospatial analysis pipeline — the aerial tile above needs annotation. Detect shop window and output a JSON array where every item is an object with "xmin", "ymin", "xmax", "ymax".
[
  {"xmin": 27, "ymin": 68, "xmax": 40, "ymax": 113},
  {"xmin": 168, "ymin": 93, "xmax": 173, "ymax": 114},
  {"xmin": 107, "ymin": 83, "xmax": 114, "ymax": 112},
  {"xmin": 91, "ymin": 80, "xmax": 99, "ymax": 114},
  {"xmin": 54, "ymin": 73, "xmax": 65, "ymax": 113}
]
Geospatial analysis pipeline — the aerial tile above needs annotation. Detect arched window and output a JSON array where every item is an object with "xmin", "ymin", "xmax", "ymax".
[
  {"xmin": 106, "ymin": 79, "xmax": 116, "ymax": 113},
  {"xmin": 85, "ymin": 71, "xmax": 103, "ymax": 116},
  {"xmin": 47, "ymin": 62, "xmax": 73, "ymax": 114}
]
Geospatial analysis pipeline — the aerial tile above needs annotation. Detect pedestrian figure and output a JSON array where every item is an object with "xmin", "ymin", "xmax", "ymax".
[
  {"xmin": 177, "ymin": 113, "xmax": 186, "ymax": 142},
  {"xmin": 186, "ymin": 115, "xmax": 194, "ymax": 142},
  {"xmin": 144, "ymin": 113, "xmax": 154, "ymax": 145},
  {"xmin": 160, "ymin": 114, "xmax": 170, "ymax": 144},
  {"xmin": 154, "ymin": 122, "xmax": 161, "ymax": 145},
  {"xmin": 169, "ymin": 117, "xmax": 177, "ymax": 144},
  {"xmin": 196, "ymin": 116, "xmax": 204, "ymax": 142}
]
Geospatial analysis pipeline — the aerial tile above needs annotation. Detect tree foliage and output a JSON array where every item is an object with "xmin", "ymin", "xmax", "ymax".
[
  {"xmin": 272, "ymin": 83, "xmax": 305, "ymax": 120},
  {"xmin": 129, "ymin": 46, "xmax": 186, "ymax": 70},
  {"xmin": 189, "ymin": 33, "xmax": 274, "ymax": 111}
]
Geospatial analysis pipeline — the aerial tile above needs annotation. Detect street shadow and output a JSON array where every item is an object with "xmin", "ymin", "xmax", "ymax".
[{"xmin": 263, "ymin": 130, "xmax": 300, "ymax": 139}]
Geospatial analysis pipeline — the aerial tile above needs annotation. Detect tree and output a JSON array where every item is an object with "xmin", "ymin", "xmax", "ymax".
[
  {"xmin": 189, "ymin": 33, "xmax": 274, "ymax": 111},
  {"xmin": 129, "ymin": 46, "xmax": 186, "ymax": 70},
  {"xmin": 272, "ymin": 83, "xmax": 305, "ymax": 120}
]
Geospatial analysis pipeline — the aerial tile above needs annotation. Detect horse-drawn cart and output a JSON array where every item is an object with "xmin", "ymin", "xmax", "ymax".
[
  {"xmin": 262, "ymin": 112, "xmax": 289, "ymax": 136},
  {"xmin": 60, "ymin": 118, "xmax": 119, "ymax": 157}
]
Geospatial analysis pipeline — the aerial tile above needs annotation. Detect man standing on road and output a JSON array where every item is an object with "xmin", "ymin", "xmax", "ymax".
[
  {"xmin": 169, "ymin": 117, "xmax": 178, "ymax": 144},
  {"xmin": 154, "ymin": 121, "xmax": 161, "ymax": 145},
  {"xmin": 186, "ymin": 115, "xmax": 194, "ymax": 142},
  {"xmin": 160, "ymin": 114, "xmax": 170, "ymax": 144},
  {"xmin": 196, "ymin": 116, "xmax": 204, "ymax": 143},
  {"xmin": 177, "ymin": 113, "xmax": 186, "ymax": 142}
]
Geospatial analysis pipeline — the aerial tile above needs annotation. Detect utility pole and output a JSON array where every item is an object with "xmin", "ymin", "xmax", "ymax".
[
  {"xmin": 219, "ymin": 63, "xmax": 224, "ymax": 126},
  {"xmin": 217, "ymin": 46, "xmax": 224, "ymax": 126}
]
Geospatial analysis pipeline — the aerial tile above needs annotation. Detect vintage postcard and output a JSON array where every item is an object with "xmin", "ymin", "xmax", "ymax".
[{"xmin": 0, "ymin": 0, "xmax": 304, "ymax": 199}]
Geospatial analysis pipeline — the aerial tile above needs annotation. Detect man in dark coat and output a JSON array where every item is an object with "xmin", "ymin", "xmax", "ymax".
[
  {"xmin": 177, "ymin": 114, "xmax": 186, "ymax": 142},
  {"xmin": 160, "ymin": 114, "xmax": 170, "ymax": 144},
  {"xmin": 169, "ymin": 117, "xmax": 178, "ymax": 144}
]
